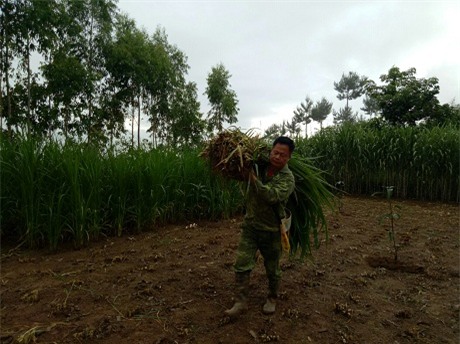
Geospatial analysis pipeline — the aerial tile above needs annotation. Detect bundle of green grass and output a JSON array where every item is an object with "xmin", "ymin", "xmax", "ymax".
[{"xmin": 200, "ymin": 128, "xmax": 335, "ymax": 258}]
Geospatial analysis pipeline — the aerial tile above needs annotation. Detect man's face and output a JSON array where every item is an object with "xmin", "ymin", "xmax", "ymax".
[{"xmin": 269, "ymin": 143, "xmax": 291, "ymax": 170}]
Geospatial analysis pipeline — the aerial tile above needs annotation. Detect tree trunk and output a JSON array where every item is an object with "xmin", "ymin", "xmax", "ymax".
[
  {"xmin": 26, "ymin": 35, "xmax": 31, "ymax": 136},
  {"xmin": 0, "ymin": 72, "xmax": 3, "ymax": 133},
  {"xmin": 131, "ymin": 100, "xmax": 135, "ymax": 149},
  {"xmin": 87, "ymin": 5, "xmax": 94, "ymax": 144},
  {"xmin": 0, "ymin": 41, "xmax": 3, "ymax": 133},
  {"xmin": 137, "ymin": 94, "xmax": 141, "ymax": 148},
  {"xmin": 64, "ymin": 108, "xmax": 69, "ymax": 140},
  {"xmin": 4, "ymin": 0, "xmax": 13, "ymax": 138}
]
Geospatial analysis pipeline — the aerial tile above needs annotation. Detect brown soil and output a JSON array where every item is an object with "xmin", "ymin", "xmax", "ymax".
[{"xmin": 1, "ymin": 196, "xmax": 459, "ymax": 344}]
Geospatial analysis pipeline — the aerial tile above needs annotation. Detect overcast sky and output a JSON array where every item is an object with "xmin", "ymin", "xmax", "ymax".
[{"xmin": 118, "ymin": 0, "xmax": 460, "ymax": 135}]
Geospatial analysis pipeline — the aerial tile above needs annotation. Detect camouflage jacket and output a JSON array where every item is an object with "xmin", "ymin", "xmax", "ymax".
[{"xmin": 242, "ymin": 163, "xmax": 295, "ymax": 232}]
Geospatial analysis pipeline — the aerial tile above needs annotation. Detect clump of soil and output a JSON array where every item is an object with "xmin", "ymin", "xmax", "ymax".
[{"xmin": 1, "ymin": 196, "xmax": 459, "ymax": 343}]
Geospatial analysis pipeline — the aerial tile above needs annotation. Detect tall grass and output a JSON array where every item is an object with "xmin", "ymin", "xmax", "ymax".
[
  {"xmin": 1, "ymin": 138, "xmax": 242, "ymax": 249},
  {"xmin": 287, "ymin": 155, "xmax": 335, "ymax": 258},
  {"xmin": 4, "ymin": 139, "xmax": 47, "ymax": 247},
  {"xmin": 2, "ymin": 123, "xmax": 457, "ymax": 249},
  {"xmin": 297, "ymin": 122, "xmax": 459, "ymax": 202}
]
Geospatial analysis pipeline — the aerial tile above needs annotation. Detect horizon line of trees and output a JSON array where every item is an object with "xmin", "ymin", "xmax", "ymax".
[
  {"xmin": 264, "ymin": 69, "xmax": 459, "ymax": 141},
  {"xmin": 2, "ymin": 0, "xmax": 458, "ymax": 149},
  {"xmin": 1, "ymin": 0, "xmax": 239, "ymax": 148}
]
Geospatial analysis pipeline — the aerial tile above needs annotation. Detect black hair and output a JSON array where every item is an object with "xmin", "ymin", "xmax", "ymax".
[{"xmin": 273, "ymin": 136, "xmax": 295, "ymax": 153}]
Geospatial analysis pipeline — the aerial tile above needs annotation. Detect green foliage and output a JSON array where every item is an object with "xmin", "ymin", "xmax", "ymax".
[
  {"xmin": 2, "ymin": 123, "xmax": 457, "ymax": 251},
  {"xmin": 268, "ymin": 95, "xmax": 332, "ymax": 139},
  {"xmin": 1, "ymin": 1, "xmax": 202, "ymax": 147},
  {"xmin": 263, "ymin": 123, "xmax": 286, "ymax": 142},
  {"xmin": 296, "ymin": 122, "xmax": 459, "ymax": 202},
  {"xmin": 168, "ymin": 82, "xmax": 205, "ymax": 147},
  {"xmin": 287, "ymin": 155, "xmax": 335, "ymax": 258},
  {"xmin": 367, "ymin": 66, "xmax": 443, "ymax": 126},
  {"xmin": 334, "ymin": 71, "xmax": 368, "ymax": 108},
  {"xmin": 361, "ymin": 95, "xmax": 379, "ymax": 117},
  {"xmin": 6, "ymin": 138, "xmax": 46, "ymax": 247},
  {"xmin": 0, "ymin": 137, "xmax": 242, "ymax": 249},
  {"xmin": 424, "ymin": 102, "xmax": 460, "ymax": 128},
  {"xmin": 292, "ymin": 96, "xmax": 313, "ymax": 138},
  {"xmin": 332, "ymin": 106, "xmax": 357, "ymax": 125},
  {"xmin": 40, "ymin": 51, "xmax": 88, "ymax": 137},
  {"xmin": 205, "ymin": 63, "xmax": 239, "ymax": 133},
  {"xmin": 311, "ymin": 97, "xmax": 333, "ymax": 129}
]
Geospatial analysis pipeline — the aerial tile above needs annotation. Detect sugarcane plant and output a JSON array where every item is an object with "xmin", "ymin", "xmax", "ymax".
[
  {"xmin": 374, "ymin": 186, "xmax": 402, "ymax": 261},
  {"xmin": 200, "ymin": 127, "xmax": 335, "ymax": 258},
  {"xmin": 286, "ymin": 155, "xmax": 335, "ymax": 257}
]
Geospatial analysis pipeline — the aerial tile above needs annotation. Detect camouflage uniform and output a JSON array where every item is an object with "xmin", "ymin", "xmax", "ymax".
[{"xmin": 234, "ymin": 163, "xmax": 295, "ymax": 297}]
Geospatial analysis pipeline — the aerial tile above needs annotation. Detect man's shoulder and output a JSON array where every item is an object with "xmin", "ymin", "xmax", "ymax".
[
  {"xmin": 280, "ymin": 164, "xmax": 294, "ymax": 178},
  {"xmin": 277, "ymin": 165, "xmax": 295, "ymax": 188}
]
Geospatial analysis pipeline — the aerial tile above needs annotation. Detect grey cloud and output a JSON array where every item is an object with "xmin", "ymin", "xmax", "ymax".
[{"xmin": 118, "ymin": 1, "xmax": 459, "ymax": 134}]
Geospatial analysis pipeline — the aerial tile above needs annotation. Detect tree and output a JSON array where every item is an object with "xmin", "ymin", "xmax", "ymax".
[
  {"xmin": 103, "ymin": 14, "xmax": 139, "ymax": 145},
  {"xmin": 64, "ymin": 0, "xmax": 116, "ymax": 142},
  {"xmin": 98, "ymin": 90, "xmax": 126, "ymax": 147},
  {"xmin": 1, "ymin": 0, "xmax": 205, "ymax": 146},
  {"xmin": 334, "ymin": 71, "xmax": 368, "ymax": 110},
  {"xmin": 37, "ymin": 0, "xmax": 116, "ymax": 142},
  {"xmin": 424, "ymin": 102, "xmax": 460, "ymax": 128},
  {"xmin": 168, "ymin": 81, "xmax": 204, "ymax": 147},
  {"xmin": 1, "ymin": 0, "xmax": 72, "ymax": 139},
  {"xmin": 1, "ymin": 0, "xmax": 22, "ymax": 137},
  {"xmin": 105, "ymin": 15, "xmax": 157, "ymax": 148},
  {"xmin": 293, "ymin": 95, "xmax": 313, "ymax": 138},
  {"xmin": 41, "ymin": 51, "xmax": 87, "ymax": 139},
  {"xmin": 148, "ymin": 27, "xmax": 191, "ymax": 147},
  {"xmin": 367, "ymin": 66, "xmax": 444, "ymax": 126},
  {"xmin": 333, "ymin": 106, "xmax": 356, "ymax": 125},
  {"xmin": 204, "ymin": 63, "xmax": 239, "ymax": 133},
  {"xmin": 263, "ymin": 123, "xmax": 282, "ymax": 142},
  {"xmin": 361, "ymin": 95, "xmax": 379, "ymax": 118},
  {"xmin": 311, "ymin": 97, "xmax": 332, "ymax": 129},
  {"xmin": 285, "ymin": 119, "xmax": 300, "ymax": 138},
  {"xmin": 4, "ymin": 0, "xmax": 60, "ymax": 136}
]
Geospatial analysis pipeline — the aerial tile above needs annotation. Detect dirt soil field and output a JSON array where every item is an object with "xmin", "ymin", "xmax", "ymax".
[{"xmin": 1, "ymin": 196, "xmax": 459, "ymax": 344}]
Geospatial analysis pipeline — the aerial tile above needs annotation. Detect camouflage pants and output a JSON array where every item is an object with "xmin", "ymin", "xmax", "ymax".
[{"xmin": 233, "ymin": 226, "xmax": 282, "ymax": 297}]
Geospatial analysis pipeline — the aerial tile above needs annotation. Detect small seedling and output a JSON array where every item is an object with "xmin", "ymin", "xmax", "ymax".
[
  {"xmin": 373, "ymin": 186, "xmax": 402, "ymax": 261},
  {"xmin": 334, "ymin": 180, "xmax": 346, "ymax": 213}
]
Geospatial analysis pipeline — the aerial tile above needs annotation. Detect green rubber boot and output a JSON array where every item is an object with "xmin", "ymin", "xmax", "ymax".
[
  {"xmin": 263, "ymin": 278, "xmax": 279, "ymax": 314},
  {"xmin": 224, "ymin": 272, "xmax": 250, "ymax": 317},
  {"xmin": 262, "ymin": 297, "xmax": 276, "ymax": 314}
]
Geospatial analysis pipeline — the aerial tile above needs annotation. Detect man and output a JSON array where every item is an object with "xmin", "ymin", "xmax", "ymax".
[{"xmin": 225, "ymin": 136, "xmax": 295, "ymax": 317}]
